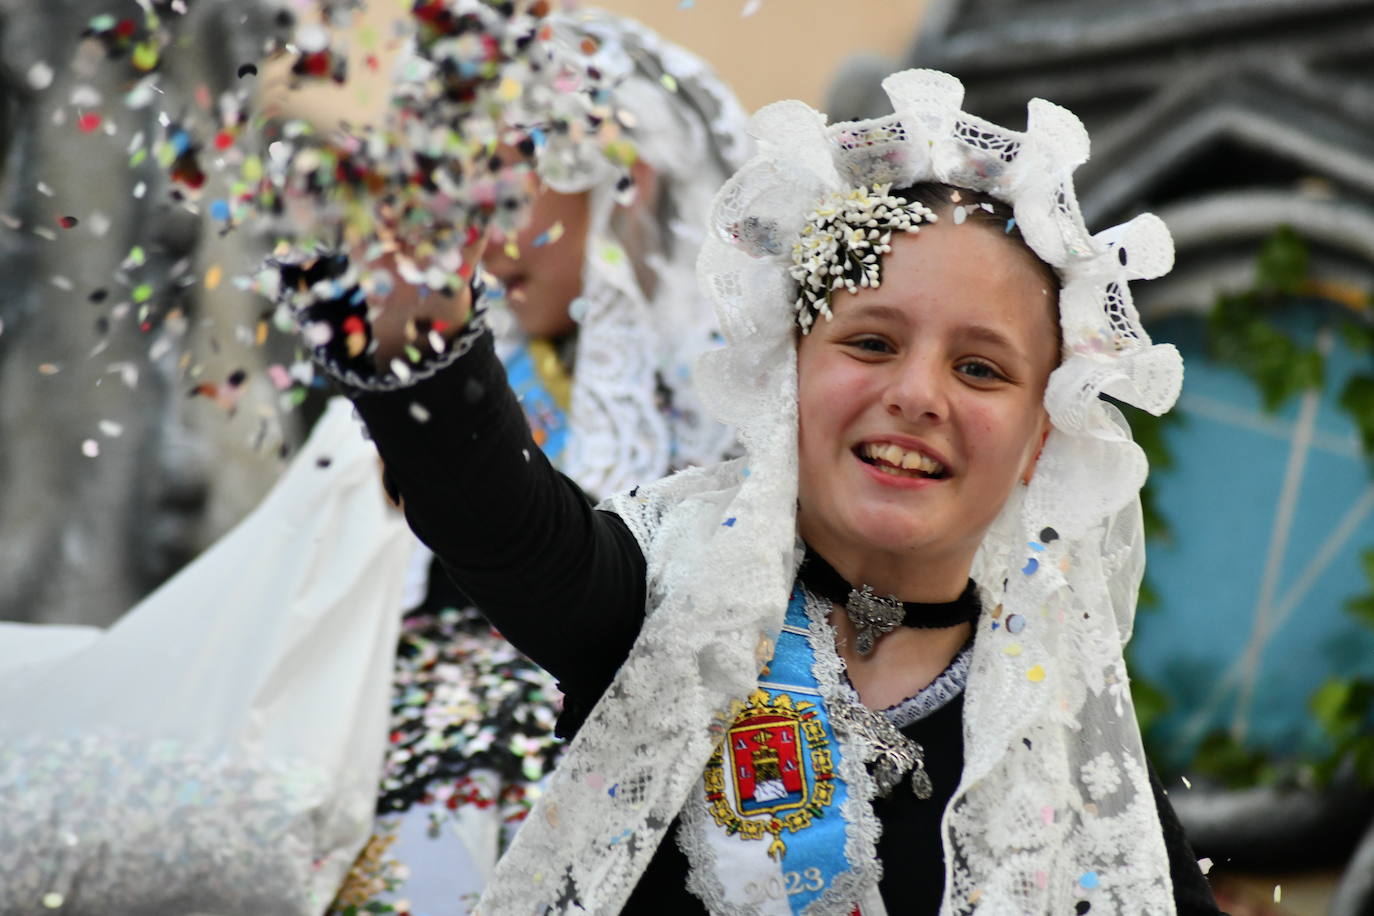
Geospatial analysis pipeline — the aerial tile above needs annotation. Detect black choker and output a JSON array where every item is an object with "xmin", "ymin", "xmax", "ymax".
[{"xmin": 799, "ymin": 548, "xmax": 981, "ymax": 655}]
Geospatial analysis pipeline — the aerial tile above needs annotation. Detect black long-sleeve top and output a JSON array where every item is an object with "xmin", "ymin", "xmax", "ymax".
[{"xmin": 344, "ymin": 326, "xmax": 1221, "ymax": 915}]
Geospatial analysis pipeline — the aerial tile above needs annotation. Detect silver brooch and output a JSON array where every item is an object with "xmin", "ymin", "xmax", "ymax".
[
  {"xmin": 845, "ymin": 585, "xmax": 904, "ymax": 656},
  {"xmin": 830, "ymin": 701, "xmax": 934, "ymax": 800}
]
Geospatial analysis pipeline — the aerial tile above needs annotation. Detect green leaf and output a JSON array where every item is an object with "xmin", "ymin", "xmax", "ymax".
[
  {"xmin": 1193, "ymin": 729, "xmax": 1275, "ymax": 788},
  {"xmin": 1346, "ymin": 593, "xmax": 1374, "ymax": 629},
  {"xmin": 1255, "ymin": 225, "xmax": 1309, "ymax": 294},
  {"xmin": 1339, "ymin": 376, "xmax": 1374, "ymax": 454},
  {"xmin": 1130, "ymin": 675, "xmax": 1171, "ymax": 735},
  {"xmin": 1137, "ymin": 575, "xmax": 1161, "ymax": 610},
  {"xmin": 1339, "ymin": 320, "xmax": 1374, "ymax": 354},
  {"xmin": 1311, "ymin": 678, "xmax": 1354, "ymax": 735},
  {"xmin": 1311, "ymin": 677, "xmax": 1374, "ymax": 742},
  {"xmin": 1353, "ymin": 738, "xmax": 1374, "ymax": 786}
]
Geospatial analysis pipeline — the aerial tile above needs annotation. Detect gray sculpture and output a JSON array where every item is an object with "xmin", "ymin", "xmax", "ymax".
[{"xmin": 0, "ymin": 0, "xmax": 302, "ymax": 628}]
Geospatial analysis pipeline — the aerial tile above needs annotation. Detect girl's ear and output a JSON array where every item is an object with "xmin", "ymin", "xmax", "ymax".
[{"xmin": 1020, "ymin": 415, "xmax": 1052, "ymax": 486}]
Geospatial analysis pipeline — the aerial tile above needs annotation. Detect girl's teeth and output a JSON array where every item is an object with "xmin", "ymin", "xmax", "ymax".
[{"xmin": 862, "ymin": 442, "xmax": 945, "ymax": 475}]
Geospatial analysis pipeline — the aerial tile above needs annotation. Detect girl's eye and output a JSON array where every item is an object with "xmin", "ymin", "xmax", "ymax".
[
  {"xmin": 846, "ymin": 336, "xmax": 893, "ymax": 354},
  {"xmin": 957, "ymin": 359, "xmax": 1006, "ymax": 382}
]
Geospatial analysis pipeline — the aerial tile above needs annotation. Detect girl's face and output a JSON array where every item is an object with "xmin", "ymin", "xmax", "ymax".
[
  {"xmin": 483, "ymin": 185, "xmax": 591, "ymax": 340},
  {"xmin": 795, "ymin": 221, "xmax": 1059, "ymax": 581}
]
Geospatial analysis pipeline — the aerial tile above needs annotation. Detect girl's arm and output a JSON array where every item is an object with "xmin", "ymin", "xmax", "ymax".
[{"xmin": 306, "ymin": 267, "xmax": 649, "ymax": 718}]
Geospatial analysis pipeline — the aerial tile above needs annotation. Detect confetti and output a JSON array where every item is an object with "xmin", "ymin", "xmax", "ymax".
[
  {"xmin": 27, "ymin": 62, "xmax": 54, "ymax": 91},
  {"xmin": 1197, "ymin": 857, "xmax": 1213, "ymax": 875},
  {"xmin": 741, "ymin": 0, "xmax": 764, "ymax": 15},
  {"xmin": 81, "ymin": 439, "xmax": 100, "ymax": 457},
  {"xmin": 1027, "ymin": 664, "xmax": 1045, "ymax": 682},
  {"xmin": 1180, "ymin": 775, "xmax": 1192, "ymax": 789},
  {"xmin": 205, "ymin": 265, "xmax": 223, "ymax": 290},
  {"xmin": 532, "ymin": 221, "xmax": 564, "ymax": 247},
  {"xmin": 41, "ymin": 892, "xmax": 64, "ymax": 909},
  {"xmin": 98, "ymin": 420, "xmax": 124, "ymax": 437},
  {"xmin": 1274, "ymin": 885, "xmax": 1281, "ymax": 903},
  {"xmin": 77, "ymin": 112, "xmax": 102, "ymax": 133},
  {"xmin": 58, "ymin": 215, "xmax": 79, "ymax": 229}
]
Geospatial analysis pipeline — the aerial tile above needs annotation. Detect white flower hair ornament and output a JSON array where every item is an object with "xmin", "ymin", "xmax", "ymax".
[{"xmin": 691, "ymin": 69, "xmax": 1184, "ymax": 914}]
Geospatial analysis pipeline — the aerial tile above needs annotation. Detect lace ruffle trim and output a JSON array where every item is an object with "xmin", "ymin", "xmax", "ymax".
[
  {"xmin": 880, "ymin": 641, "xmax": 972, "ymax": 731},
  {"xmin": 313, "ymin": 310, "xmax": 490, "ymax": 394}
]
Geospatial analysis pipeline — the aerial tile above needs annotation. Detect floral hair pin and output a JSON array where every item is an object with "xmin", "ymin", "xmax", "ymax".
[{"xmin": 788, "ymin": 182, "xmax": 937, "ymax": 333}]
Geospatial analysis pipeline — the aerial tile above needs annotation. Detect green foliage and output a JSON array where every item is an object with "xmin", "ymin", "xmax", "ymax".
[
  {"xmin": 1254, "ymin": 225, "xmax": 1310, "ymax": 294},
  {"xmin": 1191, "ymin": 729, "xmax": 1282, "ymax": 789},
  {"xmin": 1339, "ymin": 376, "xmax": 1374, "ymax": 455},
  {"xmin": 1344, "ymin": 548, "xmax": 1374, "ymax": 639},
  {"xmin": 1308, "ymin": 676, "xmax": 1374, "ymax": 786},
  {"xmin": 1209, "ymin": 293, "xmax": 1325, "ymax": 411},
  {"xmin": 1131, "ymin": 226, "xmax": 1374, "ymax": 785},
  {"xmin": 1130, "ymin": 674, "xmax": 1171, "ymax": 737}
]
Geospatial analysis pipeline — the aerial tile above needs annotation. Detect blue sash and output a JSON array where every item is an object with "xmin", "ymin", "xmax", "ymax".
[
  {"xmin": 693, "ymin": 585, "xmax": 870, "ymax": 914},
  {"xmin": 502, "ymin": 342, "xmax": 569, "ymax": 467}
]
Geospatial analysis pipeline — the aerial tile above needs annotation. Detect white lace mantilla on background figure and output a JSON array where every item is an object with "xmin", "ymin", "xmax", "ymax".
[{"xmin": 476, "ymin": 70, "xmax": 1184, "ymax": 915}]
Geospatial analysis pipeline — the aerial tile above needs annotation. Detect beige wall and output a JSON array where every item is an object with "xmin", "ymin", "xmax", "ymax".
[
  {"xmin": 580, "ymin": 0, "xmax": 929, "ymax": 112},
  {"xmin": 265, "ymin": 1, "xmax": 930, "ymax": 128}
]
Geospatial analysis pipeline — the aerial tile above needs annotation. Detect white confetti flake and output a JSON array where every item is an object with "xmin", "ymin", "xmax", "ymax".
[
  {"xmin": 295, "ymin": 23, "xmax": 330, "ymax": 53},
  {"xmin": 36, "ymin": 181, "xmax": 54, "ymax": 197},
  {"xmin": 1274, "ymin": 884, "xmax": 1282, "ymax": 903},
  {"xmin": 27, "ymin": 62, "xmax": 54, "ymax": 90},
  {"xmin": 81, "ymin": 438, "xmax": 99, "ymax": 457},
  {"xmin": 741, "ymin": 0, "xmax": 763, "ymax": 15},
  {"xmin": 98, "ymin": 420, "xmax": 124, "ymax": 438},
  {"xmin": 87, "ymin": 211, "xmax": 112, "ymax": 237},
  {"xmin": 70, "ymin": 85, "xmax": 102, "ymax": 107},
  {"xmin": 1197, "ymin": 857, "xmax": 1212, "ymax": 875},
  {"xmin": 409, "ymin": 402, "xmax": 431, "ymax": 423},
  {"xmin": 133, "ymin": 182, "xmax": 147, "ymax": 199},
  {"xmin": 41, "ymin": 891, "xmax": 64, "ymax": 908},
  {"xmin": 1180, "ymin": 775, "xmax": 1192, "ymax": 789}
]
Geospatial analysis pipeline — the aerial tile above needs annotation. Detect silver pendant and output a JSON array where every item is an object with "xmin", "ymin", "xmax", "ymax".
[{"xmin": 845, "ymin": 585, "xmax": 903, "ymax": 656}]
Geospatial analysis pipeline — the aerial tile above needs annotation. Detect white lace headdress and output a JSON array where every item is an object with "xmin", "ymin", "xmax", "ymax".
[
  {"xmin": 479, "ymin": 69, "xmax": 1184, "ymax": 915},
  {"xmin": 490, "ymin": 9, "xmax": 749, "ymax": 494}
]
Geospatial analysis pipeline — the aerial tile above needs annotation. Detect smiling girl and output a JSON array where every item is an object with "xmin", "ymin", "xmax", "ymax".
[{"xmin": 307, "ymin": 70, "xmax": 1216, "ymax": 915}]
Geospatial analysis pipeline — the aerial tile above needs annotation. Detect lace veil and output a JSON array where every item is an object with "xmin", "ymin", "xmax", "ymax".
[
  {"xmin": 478, "ymin": 70, "xmax": 1183, "ymax": 915},
  {"xmin": 492, "ymin": 10, "xmax": 750, "ymax": 494}
]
